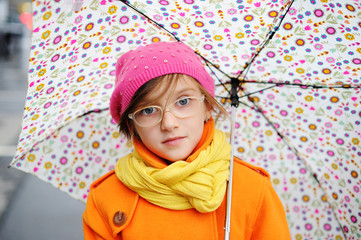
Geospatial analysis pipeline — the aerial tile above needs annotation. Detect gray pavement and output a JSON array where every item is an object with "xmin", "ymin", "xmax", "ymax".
[
  {"xmin": 0, "ymin": 168, "xmax": 85, "ymax": 240},
  {"xmin": 0, "ymin": 26, "xmax": 85, "ymax": 239}
]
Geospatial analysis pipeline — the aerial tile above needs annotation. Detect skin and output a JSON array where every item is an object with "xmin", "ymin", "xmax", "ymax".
[{"xmin": 133, "ymin": 75, "xmax": 212, "ymax": 162}]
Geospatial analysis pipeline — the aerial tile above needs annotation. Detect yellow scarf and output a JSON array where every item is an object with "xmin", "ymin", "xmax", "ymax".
[{"xmin": 115, "ymin": 123, "xmax": 231, "ymax": 213}]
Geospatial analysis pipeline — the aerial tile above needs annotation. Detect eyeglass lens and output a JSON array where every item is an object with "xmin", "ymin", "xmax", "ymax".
[{"xmin": 133, "ymin": 96, "xmax": 204, "ymax": 127}]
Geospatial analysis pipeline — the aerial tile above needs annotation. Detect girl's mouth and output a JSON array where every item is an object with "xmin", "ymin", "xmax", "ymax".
[{"xmin": 162, "ymin": 137, "xmax": 185, "ymax": 146}]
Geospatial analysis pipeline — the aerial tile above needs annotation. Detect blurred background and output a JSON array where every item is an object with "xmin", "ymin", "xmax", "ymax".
[{"xmin": 0, "ymin": 0, "xmax": 85, "ymax": 239}]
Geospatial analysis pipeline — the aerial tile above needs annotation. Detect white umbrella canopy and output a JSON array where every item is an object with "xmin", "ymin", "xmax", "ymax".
[{"xmin": 11, "ymin": 0, "xmax": 361, "ymax": 239}]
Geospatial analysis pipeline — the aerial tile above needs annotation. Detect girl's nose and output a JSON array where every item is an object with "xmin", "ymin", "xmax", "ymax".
[{"xmin": 160, "ymin": 110, "xmax": 179, "ymax": 131}]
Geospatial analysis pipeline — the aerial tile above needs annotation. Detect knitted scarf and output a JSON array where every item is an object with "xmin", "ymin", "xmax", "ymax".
[{"xmin": 115, "ymin": 121, "xmax": 231, "ymax": 213}]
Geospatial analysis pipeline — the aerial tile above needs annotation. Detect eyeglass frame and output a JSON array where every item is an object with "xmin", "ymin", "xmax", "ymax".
[{"xmin": 128, "ymin": 95, "xmax": 206, "ymax": 127}]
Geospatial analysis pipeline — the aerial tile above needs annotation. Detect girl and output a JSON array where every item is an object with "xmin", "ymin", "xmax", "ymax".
[{"xmin": 83, "ymin": 42, "xmax": 290, "ymax": 239}]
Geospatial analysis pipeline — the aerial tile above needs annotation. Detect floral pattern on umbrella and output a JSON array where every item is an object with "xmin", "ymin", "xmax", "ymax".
[{"xmin": 11, "ymin": 0, "xmax": 361, "ymax": 239}]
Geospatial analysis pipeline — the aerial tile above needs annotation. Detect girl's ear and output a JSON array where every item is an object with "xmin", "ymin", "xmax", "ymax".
[{"xmin": 204, "ymin": 108, "xmax": 212, "ymax": 122}]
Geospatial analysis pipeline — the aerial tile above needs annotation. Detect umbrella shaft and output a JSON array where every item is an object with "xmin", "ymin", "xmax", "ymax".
[{"xmin": 224, "ymin": 106, "xmax": 236, "ymax": 240}]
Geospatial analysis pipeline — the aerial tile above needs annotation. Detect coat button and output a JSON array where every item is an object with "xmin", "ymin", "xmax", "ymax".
[{"xmin": 113, "ymin": 211, "xmax": 127, "ymax": 226}]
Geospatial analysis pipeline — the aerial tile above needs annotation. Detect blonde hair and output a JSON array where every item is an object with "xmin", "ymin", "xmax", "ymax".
[{"xmin": 118, "ymin": 74, "xmax": 229, "ymax": 139}]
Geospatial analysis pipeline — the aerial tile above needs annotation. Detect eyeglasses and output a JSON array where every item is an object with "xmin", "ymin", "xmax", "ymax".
[{"xmin": 128, "ymin": 95, "xmax": 205, "ymax": 127}]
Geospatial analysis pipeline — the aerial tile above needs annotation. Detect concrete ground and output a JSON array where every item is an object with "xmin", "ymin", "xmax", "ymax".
[
  {"xmin": 0, "ymin": 166, "xmax": 85, "ymax": 240},
  {"xmin": 0, "ymin": 26, "xmax": 85, "ymax": 239}
]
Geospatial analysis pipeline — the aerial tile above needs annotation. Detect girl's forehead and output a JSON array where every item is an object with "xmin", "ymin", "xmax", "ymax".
[{"xmin": 143, "ymin": 75, "xmax": 201, "ymax": 102}]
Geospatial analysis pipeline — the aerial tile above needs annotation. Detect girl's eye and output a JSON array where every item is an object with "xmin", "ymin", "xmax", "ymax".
[
  {"xmin": 176, "ymin": 98, "xmax": 191, "ymax": 106},
  {"xmin": 140, "ymin": 107, "xmax": 158, "ymax": 115}
]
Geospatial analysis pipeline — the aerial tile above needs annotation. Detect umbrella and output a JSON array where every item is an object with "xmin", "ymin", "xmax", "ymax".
[{"xmin": 11, "ymin": 0, "xmax": 361, "ymax": 239}]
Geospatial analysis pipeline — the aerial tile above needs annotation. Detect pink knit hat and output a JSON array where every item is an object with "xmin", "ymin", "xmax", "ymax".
[{"xmin": 109, "ymin": 41, "xmax": 215, "ymax": 123}]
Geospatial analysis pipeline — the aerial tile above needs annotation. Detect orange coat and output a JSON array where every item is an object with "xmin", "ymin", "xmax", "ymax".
[{"xmin": 83, "ymin": 158, "xmax": 291, "ymax": 240}]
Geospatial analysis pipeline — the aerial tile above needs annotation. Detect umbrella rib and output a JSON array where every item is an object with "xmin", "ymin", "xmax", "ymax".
[
  {"xmin": 239, "ymin": 85, "xmax": 277, "ymax": 99},
  {"xmin": 118, "ymin": 0, "xmax": 181, "ymax": 42},
  {"xmin": 234, "ymin": 0, "xmax": 360, "ymax": 91},
  {"xmin": 214, "ymin": 95, "xmax": 260, "ymax": 111},
  {"xmin": 119, "ymin": 0, "xmax": 238, "ymax": 99},
  {"xmin": 236, "ymin": 0, "xmax": 296, "ymax": 80},
  {"xmin": 216, "ymin": 85, "xmax": 277, "ymax": 102},
  {"xmin": 197, "ymin": 54, "xmax": 234, "ymax": 80},
  {"xmin": 240, "ymin": 88, "xmax": 348, "ymax": 239},
  {"xmin": 118, "ymin": 0, "xmax": 234, "ymax": 82},
  {"xmin": 221, "ymin": 80, "xmax": 361, "ymax": 89},
  {"xmin": 205, "ymin": 61, "xmax": 233, "ymax": 98}
]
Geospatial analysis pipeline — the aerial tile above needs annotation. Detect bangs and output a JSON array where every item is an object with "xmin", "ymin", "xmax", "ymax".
[{"xmin": 135, "ymin": 74, "xmax": 181, "ymax": 108}]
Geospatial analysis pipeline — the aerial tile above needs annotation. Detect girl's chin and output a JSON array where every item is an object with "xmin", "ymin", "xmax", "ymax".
[{"xmin": 157, "ymin": 151, "xmax": 191, "ymax": 163}]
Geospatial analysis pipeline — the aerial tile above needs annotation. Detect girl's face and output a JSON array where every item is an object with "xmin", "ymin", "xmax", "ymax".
[{"xmin": 133, "ymin": 75, "xmax": 212, "ymax": 162}]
